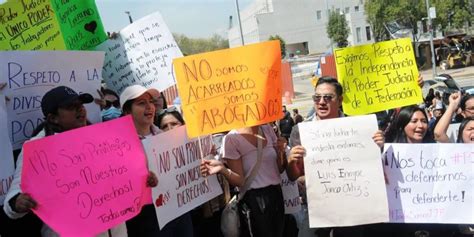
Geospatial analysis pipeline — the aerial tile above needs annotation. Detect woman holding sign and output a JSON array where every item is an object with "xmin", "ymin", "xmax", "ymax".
[
  {"xmin": 3, "ymin": 86, "xmax": 128, "ymax": 237},
  {"xmin": 201, "ymin": 124, "xmax": 288, "ymax": 237},
  {"xmin": 379, "ymin": 105, "xmax": 459, "ymax": 237},
  {"xmin": 120, "ymin": 85, "xmax": 193, "ymax": 237}
]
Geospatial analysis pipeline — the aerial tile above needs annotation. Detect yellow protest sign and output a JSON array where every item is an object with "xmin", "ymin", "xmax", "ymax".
[
  {"xmin": 0, "ymin": 0, "xmax": 66, "ymax": 50},
  {"xmin": 334, "ymin": 38, "xmax": 423, "ymax": 115},
  {"xmin": 173, "ymin": 41, "xmax": 282, "ymax": 138}
]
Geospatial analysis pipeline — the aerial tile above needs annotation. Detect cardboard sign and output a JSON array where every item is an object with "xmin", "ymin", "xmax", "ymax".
[
  {"xmin": 383, "ymin": 143, "xmax": 473, "ymax": 224},
  {"xmin": 0, "ymin": 0, "xmax": 65, "ymax": 50},
  {"xmin": 299, "ymin": 115, "xmax": 389, "ymax": 228},
  {"xmin": 0, "ymin": 51, "xmax": 104, "ymax": 150},
  {"xmin": 335, "ymin": 38, "xmax": 423, "ymax": 115},
  {"xmin": 96, "ymin": 11, "xmax": 183, "ymax": 95},
  {"xmin": 0, "ymin": 96, "xmax": 15, "ymax": 203},
  {"xmin": 281, "ymin": 171, "xmax": 301, "ymax": 214},
  {"xmin": 21, "ymin": 116, "xmax": 150, "ymax": 237},
  {"xmin": 50, "ymin": 0, "xmax": 107, "ymax": 50},
  {"xmin": 142, "ymin": 126, "xmax": 223, "ymax": 228},
  {"xmin": 0, "ymin": 0, "xmax": 106, "ymax": 50},
  {"xmin": 173, "ymin": 41, "xmax": 282, "ymax": 138}
]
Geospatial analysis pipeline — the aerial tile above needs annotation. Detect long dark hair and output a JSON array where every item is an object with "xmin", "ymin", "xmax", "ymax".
[
  {"xmin": 457, "ymin": 117, "xmax": 474, "ymax": 143},
  {"xmin": 385, "ymin": 105, "xmax": 434, "ymax": 143}
]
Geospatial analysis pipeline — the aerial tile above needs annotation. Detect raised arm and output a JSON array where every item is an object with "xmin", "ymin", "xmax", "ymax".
[{"xmin": 434, "ymin": 92, "xmax": 461, "ymax": 143}]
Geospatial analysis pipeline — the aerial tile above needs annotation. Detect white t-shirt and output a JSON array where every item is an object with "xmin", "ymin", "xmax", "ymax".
[{"xmin": 222, "ymin": 124, "xmax": 281, "ymax": 190}]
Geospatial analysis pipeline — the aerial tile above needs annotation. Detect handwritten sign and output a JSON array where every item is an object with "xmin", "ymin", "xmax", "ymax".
[
  {"xmin": 0, "ymin": 0, "xmax": 66, "ymax": 50},
  {"xmin": 21, "ymin": 116, "xmax": 150, "ymax": 237},
  {"xmin": 50, "ymin": 0, "xmax": 107, "ymax": 50},
  {"xmin": 299, "ymin": 115, "xmax": 388, "ymax": 227},
  {"xmin": 173, "ymin": 41, "xmax": 282, "ymax": 138},
  {"xmin": 383, "ymin": 143, "xmax": 473, "ymax": 224},
  {"xmin": 281, "ymin": 171, "xmax": 301, "ymax": 214},
  {"xmin": 334, "ymin": 38, "xmax": 423, "ymax": 115},
  {"xmin": 142, "ymin": 126, "xmax": 223, "ymax": 228},
  {"xmin": 0, "ymin": 51, "xmax": 104, "ymax": 150},
  {"xmin": 96, "ymin": 11, "xmax": 182, "ymax": 95},
  {"xmin": 0, "ymin": 96, "xmax": 15, "ymax": 204}
]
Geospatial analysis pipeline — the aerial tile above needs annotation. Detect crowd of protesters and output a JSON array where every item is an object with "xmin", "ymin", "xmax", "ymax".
[{"xmin": 0, "ymin": 71, "xmax": 473, "ymax": 237}]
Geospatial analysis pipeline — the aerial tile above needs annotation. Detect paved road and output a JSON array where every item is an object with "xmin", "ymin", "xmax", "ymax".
[{"xmin": 287, "ymin": 66, "xmax": 474, "ymax": 117}]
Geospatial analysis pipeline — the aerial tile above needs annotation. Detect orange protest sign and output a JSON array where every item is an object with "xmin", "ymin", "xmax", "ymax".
[{"xmin": 173, "ymin": 41, "xmax": 282, "ymax": 138}]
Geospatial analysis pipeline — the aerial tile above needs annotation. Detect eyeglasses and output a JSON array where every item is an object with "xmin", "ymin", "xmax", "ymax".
[
  {"xmin": 312, "ymin": 94, "xmax": 336, "ymax": 103},
  {"xmin": 158, "ymin": 106, "xmax": 179, "ymax": 116}
]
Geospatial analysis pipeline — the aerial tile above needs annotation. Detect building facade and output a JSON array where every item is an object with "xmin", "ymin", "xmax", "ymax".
[{"xmin": 228, "ymin": 0, "xmax": 374, "ymax": 55}]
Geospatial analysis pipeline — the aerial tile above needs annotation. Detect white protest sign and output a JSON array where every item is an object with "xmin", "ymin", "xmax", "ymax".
[
  {"xmin": 96, "ymin": 11, "xmax": 182, "ymax": 95},
  {"xmin": 281, "ymin": 171, "xmax": 301, "ymax": 214},
  {"xmin": 383, "ymin": 143, "xmax": 473, "ymax": 224},
  {"xmin": 446, "ymin": 123, "xmax": 461, "ymax": 143},
  {"xmin": 0, "ymin": 51, "xmax": 104, "ymax": 150},
  {"xmin": 299, "ymin": 114, "xmax": 389, "ymax": 228},
  {"xmin": 142, "ymin": 126, "xmax": 223, "ymax": 228},
  {"xmin": 0, "ymin": 96, "xmax": 14, "ymax": 203}
]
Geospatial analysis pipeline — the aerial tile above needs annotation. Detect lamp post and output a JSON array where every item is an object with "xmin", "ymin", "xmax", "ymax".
[
  {"xmin": 325, "ymin": 0, "xmax": 334, "ymax": 53},
  {"xmin": 125, "ymin": 11, "xmax": 133, "ymax": 24},
  {"xmin": 425, "ymin": 0, "xmax": 436, "ymax": 79},
  {"xmin": 235, "ymin": 0, "xmax": 245, "ymax": 46}
]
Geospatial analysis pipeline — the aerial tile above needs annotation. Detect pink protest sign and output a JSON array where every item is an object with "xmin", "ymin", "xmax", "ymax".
[{"xmin": 21, "ymin": 116, "xmax": 150, "ymax": 237}]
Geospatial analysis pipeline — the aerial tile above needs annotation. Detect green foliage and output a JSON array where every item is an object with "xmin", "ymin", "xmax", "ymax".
[
  {"xmin": 364, "ymin": 0, "xmax": 425, "ymax": 42},
  {"xmin": 326, "ymin": 10, "xmax": 349, "ymax": 47},
  {"xmin": 432, "ymin": 0, "xmax": 473, "ymax": 31},
  {"xmin": 268, "ymin": 35, "xmax": 286, "ymax": 58},
  {"xmin": 365, "ymin": 0, "xmax": 473, "ymax": 41},
  {"xmin": 173, "ymin": 33, "xmax": 229, "ymax": 55}
]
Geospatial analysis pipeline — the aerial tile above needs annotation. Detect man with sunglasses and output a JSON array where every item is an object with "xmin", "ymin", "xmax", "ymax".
[{"xmin": 285, "ymin": 77, "xmax": 385, "ymax": 237}]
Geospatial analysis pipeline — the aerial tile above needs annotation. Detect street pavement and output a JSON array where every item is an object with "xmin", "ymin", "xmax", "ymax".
[{"xmin": 287, "ymin": 66, "xmax": 474, "ymax": 117}]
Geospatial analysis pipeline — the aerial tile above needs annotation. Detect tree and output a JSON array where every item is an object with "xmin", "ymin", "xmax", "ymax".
[
  {"xmin": 326, "ymin": 10, "xmax": 350, "ymax": 47},
  {"xmin": 432, "ymin": 0, "xmax": 473, "ymax": 32},
  {"xmin": 364, "ymin": 0, "xmax": 425, "ymax": 42},
  {"xmin": 268, "ymin": 35, "xmax": 286, "ymax": 58},
  {"xmin": 173, "ymin": 33, "xmax": 229, "ymax": 55},
  {"xmin": 364, "ymin": 0, "xmax": 473, "ymax": 41}
]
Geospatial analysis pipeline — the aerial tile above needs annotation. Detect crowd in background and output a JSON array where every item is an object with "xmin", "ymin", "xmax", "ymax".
[{"xmin": 0, "ymin": 72, "xmax": 473, "ymax": 237}]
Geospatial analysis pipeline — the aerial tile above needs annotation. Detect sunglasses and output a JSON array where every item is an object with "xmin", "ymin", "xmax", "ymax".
[
  {"xmin": 312, "ymin": 94, "xmax": 336, "ymax": 103},
  {"xmin": 104, "ymin": 100, "xmax": 120, "ymax": 109},
  {"xmin": 158, "ymin": 106, "xmax": 179, "ymax": 116}
]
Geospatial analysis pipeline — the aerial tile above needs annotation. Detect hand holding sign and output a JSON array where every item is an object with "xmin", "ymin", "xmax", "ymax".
[
  {"xmin": 143, "ymin": 126, "xmax": 223, "ymax": 228},
  {"xmin": 299, "ymin": 115, "xmax": 389, "ymax": 228},
  {"xmin": 13, "ymin": 193, "xmax": 37, "ymax": 213}
]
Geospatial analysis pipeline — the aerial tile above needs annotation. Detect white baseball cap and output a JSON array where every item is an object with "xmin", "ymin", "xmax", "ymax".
[{"xmin": 120, "ymin": 85, "xmax": 160, "ymax": 108}]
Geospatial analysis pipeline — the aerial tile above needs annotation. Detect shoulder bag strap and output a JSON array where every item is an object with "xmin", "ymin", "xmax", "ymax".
[{"xmin": 238, "ymin": 127, "xmax": 264, "ymax": 200}]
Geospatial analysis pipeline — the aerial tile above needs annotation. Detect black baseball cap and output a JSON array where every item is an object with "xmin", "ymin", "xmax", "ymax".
[{"xmin": 41, "ymin": 86, "xmax": 94, "ymax": 116}]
